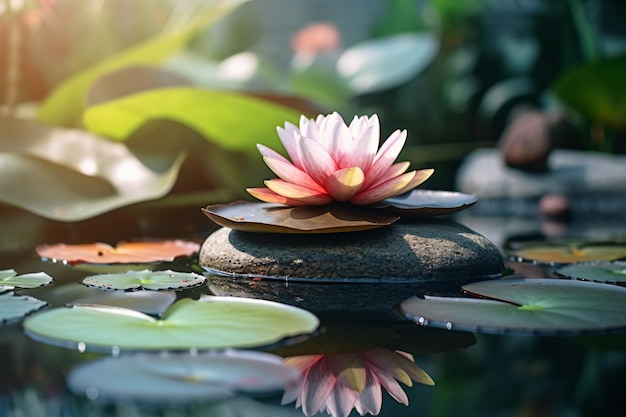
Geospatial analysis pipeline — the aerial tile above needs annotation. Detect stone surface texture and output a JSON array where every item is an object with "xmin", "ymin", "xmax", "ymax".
[{"xmin": 200, "ymin": 219, "xmax": 504, "ymax": 282}]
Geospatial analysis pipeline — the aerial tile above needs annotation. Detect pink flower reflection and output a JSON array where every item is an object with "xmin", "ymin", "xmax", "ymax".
[{"xmin": 281, "ymin": 348, "xmax": 434, "ymax": 417}]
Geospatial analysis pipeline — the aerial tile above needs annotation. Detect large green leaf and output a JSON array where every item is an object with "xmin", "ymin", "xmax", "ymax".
[
  {"xmin": 0, "ymin": 117, "xmax": 184, "ymax": 221},
  {"xmin": 83, "ymin": 87, "xmax": 302, "ymax": 152},
  {"xmin": 37, "ymin": 0, "xmax": 248, "ymax": 127},
  {"xmin": 401, "ymin": 278, "xmax": 626, "ymax": 335},
  {"xmin": 552, "ymin": 54, "xmax": 626, "ymax": 130},
  {"xmin": 23, "ymin": 296, "xmax": 319, "ymax": 352}
]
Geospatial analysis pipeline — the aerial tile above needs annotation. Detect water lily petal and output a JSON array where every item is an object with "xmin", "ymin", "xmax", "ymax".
[
  {"xmin": 301, "ymin": 359, "xmax": 336, "ymax": 416},
  {"xmin": 354, "ymin": 370, "xmax": 383, "ymax": 416},
  {"xmin": 323, "ymin": 167, "xmax": 365, "ymax": 202},
  {"xmin": 326, "ymin": 383, "xmax": 357, "ymax": 417},
  {"xmin": 394, "ymin": 168, "xmax": 435, "ymax": 196},
  {"xmin": 363, "ymin": 129, "xmax": 407, "ymax": 186},
  {"xmin": 326, "ymin": 354, "xmax": 367, "ymax": 393},
  {"xmin": 350, "ymin": 171, "xmax": 416, "ymax": 205},
  {"xmin": 324, "ymin": 113, "xmax": 353, "ymax": 162},
  {"xmin": 263, "ymin": 156, "xmax": 325, "ymax": 192},
  {"xmin": 265, "ymin": 180, "xmax": 333, "ymax": 205},
  {"xmin": 365, "ymin": 349, "xmax": 434, "ymax": 386},
  {"xmin": 363, "ymin": 161, "xmax": 410, "ymax": 190},
  {"xmin": 299, "ymin": 137, "xmax": 339, "ymax": 185},
  {"xmin": 338, "ymin": 125, "xmax": 378, "ymax": 171},
  {"xmin": 369, "ymin": 365, "xmax": 409, "ymax": 405},
  {"xmin": 277, "ymin": 123, "xmax": 304, "ymax": 169},
  {"xmin": 246, "ymin": 188, "xmax": 311, "ymax": 206}
]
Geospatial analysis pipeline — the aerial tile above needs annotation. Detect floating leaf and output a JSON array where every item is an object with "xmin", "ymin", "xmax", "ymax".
[
  {"xmin": 37, "ymin": 0, "xmax": 247, "ymax": 126},
  {"xmin": 507, "ymin": 241, "xmax": 626, "ymax": 264},
  {"xmin": 82, "ymin": 270, "xmax": 205, "ymax": 291},
  {"xmin": 556, "ymin": 261, "xmax": 626, "ymax": 285},
  {"xmin": 0, "ymin": 293, "xmax": 48, "ymax": 325},
  {"xmin": 36, "ymin": 240, "xmax": 200, "ymax": 265},
  {"xmin": 0, "ymin": 117, "xmax": 185, "ymax": 221},
  {"xmin": 202, "ymin": 201, "xmax": 399, "ymax": 234},
  {"xmin": 67, "ymin": 351, "xmax": 299, "ymax": 404},
  {"xmin": 71, "ymin": 291, "xmax": 177, "ymax": 316},
  {"xmin": 83, "ymin": 88, "xmax": 302, "ymax": 154},
  {"xmin": 372, "ymin": 190, "xmax": 477, "ymax": 216},
  {"xmin": 0, "ymin": 269, "xmax": 53, "ymax": 290},
  {"xmin": 401, "ymin": 278, "xmax": 626, "ymax": 335},
  {"xmin": 552, "ymin": 54, "xmax": 626, "ymax": 130},
  {"xmin": 24, "ymin": 296, "xmax": 319, "ymax": 352}
]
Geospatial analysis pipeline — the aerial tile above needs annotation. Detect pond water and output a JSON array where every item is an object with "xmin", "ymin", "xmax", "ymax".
[{"xmin": 1, "ymin": 202, "xmax": 626, "ymax": 417}]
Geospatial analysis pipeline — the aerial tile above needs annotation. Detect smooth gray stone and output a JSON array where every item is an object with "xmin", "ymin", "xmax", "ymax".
[
  {"xmin": 457, "ymin": 148, "xmax": 626, "ymax": 199},
  {"xmin": 199, "ymin": 219, "xmax": 504, "ymax": 283}
]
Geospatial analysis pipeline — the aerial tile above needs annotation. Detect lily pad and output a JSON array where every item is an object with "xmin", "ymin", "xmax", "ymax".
[
  {"xmin": 506, "ymin": 241, "xmax": 626, "ymax": 264},
  {"xmin": 82, "ymin": 270, "xmax": 205, "ymax": 291},
  {"xmin": 0, "ymin": 293, "xmax": 48, "ymax": 325},
  {"xmin": 67, "ymin": 351, "xmax": 299, "ymax": 404},
  {"xmin": 401, "ymin": 278, "xmax": 626, "ymax": 335},
  {"xmin": 0, "ymin": 269, "xmax": 53, "ymax": 290},
  {"xmin": 555, "ymin": 261, "xmax": 626, "ymax": 285},
  {"xmin": 372, "ymin": 189, "xmax": 478, "ymax": 216},
  {"xmin": 201, "ymin": 201, "xmax": 399, "ymax": 234},
  {"xmin": 36, "ymin": 240, "xmax": 200, "ymax": 265},
  {"xmin": 23, "ymin": 295, "xmax": 319, "ymax": 352},
  {"xmin": 71, "ymin": 290, "xmax": 177, "ymax": 316}
]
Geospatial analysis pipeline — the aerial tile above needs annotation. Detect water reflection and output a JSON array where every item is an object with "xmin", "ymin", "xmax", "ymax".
[{"xmin": 2, "ymin": 205, "xmax": 626, "ymax": 416}]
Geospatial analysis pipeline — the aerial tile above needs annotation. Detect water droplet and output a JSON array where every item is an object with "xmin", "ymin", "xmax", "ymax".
[
  {"xmin": 446, "ymin": 322, "xmax": 453, "ymax": 330},
  {"xmin": 417, "ymin": 317, "xmax": 428, "ymax": 326},
  {"xmin": 77, "ymin": 342, "xmax": 86, "ymax": 353},
  {"xmin": 111, "ymin": 346, "xmax": 120, "ymax": 357}
]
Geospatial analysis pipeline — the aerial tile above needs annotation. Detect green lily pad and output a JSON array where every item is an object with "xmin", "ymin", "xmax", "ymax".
[
  {"xmin": 67, "ymin": 351, "xmax": 299, "ymax": 404},
  {"xmin": 401, "ymin": 278, "xmax": 626, "ymax": 335},
  {"xmin": 552, "ymin": 54, "xmax": 626, "ymax": 130},
  {"xmin": 0, "ymin": 269, "xmax": 53, "ymax": 290},
  {"xmin": 202, "ymin": 201, "xmax": 399, "ymax": 234},
  {"xmin": 555, "ymin": 261, "xmax": 626, "ymax": 285},
  {"xmin": 70, "ymin": 290, "xmax": 177, "ymax": 316},
  {"xmin": 82, "ymin": 270, "xmax": 206, "ymax": 291},
  {"xmin": 372, "ymin": 190, "xmax": 477, "ymax": 216},
  {"xmin": 1, "ymin": 293, "xmax": 48, "ymax": 325},
  {"xmin": 506, "ymin": 240, "xmax": 626, "ymax": 264},
  {"xmin": 23, "ymin": 295, "xmax": 319, "ymax": 352}
]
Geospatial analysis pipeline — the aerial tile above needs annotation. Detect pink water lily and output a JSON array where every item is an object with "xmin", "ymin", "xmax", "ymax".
[
  {"xmin": 247, "ymin": 112, "xmax": 434, "ymax": 206},
  {"xmin": 281, "ymin": 348, "xmax": 434, "ymax": 417}
]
